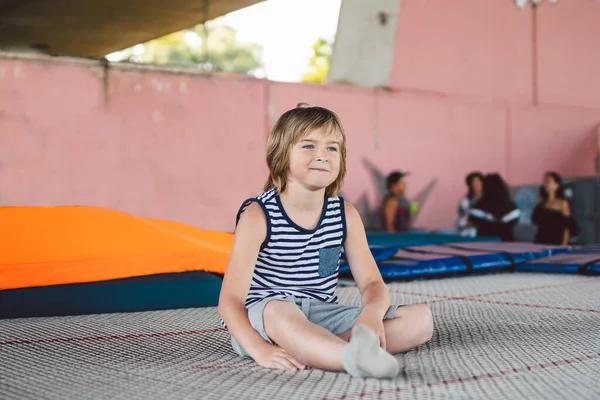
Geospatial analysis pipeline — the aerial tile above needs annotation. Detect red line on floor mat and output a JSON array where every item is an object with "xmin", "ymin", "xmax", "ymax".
[
  {"xmin": 320, "ymin": 352, "xmax": 600, "ymax": 400},
  {"xmin": 392, "ymin": 278, "xmax": 597, "ymax": 304},
  {"xmin": 391, "ymin": 290, "xmax": 449, "ymax": 299},
  {"xmin": 463, "ymin": 298, "xmax": 600, "ymax": 314},
  {"xmin": 468, "ymin": 279, "xmax": 598, "ymax": 298},
  {"xmin": 0, "ymin": 328, "xmax": 226, "ymax": 346},
  {"xmin": 191, "ymin": 364, "xmax": 256, "ymax": 370}
]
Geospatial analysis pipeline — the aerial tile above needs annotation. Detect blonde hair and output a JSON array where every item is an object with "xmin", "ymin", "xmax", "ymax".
[{"xmin": 264, "ymin": 103, "xmax": 347, "ymax": 197}]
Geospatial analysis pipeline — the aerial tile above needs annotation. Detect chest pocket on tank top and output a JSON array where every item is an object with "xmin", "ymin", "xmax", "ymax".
[{"xmin": 318, "ymin": 246, "xmax": 342, "ymax": 277}]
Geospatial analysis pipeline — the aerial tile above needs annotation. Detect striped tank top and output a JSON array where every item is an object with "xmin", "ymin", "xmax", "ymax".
[{"xmin": 237, "ymin": 188, "xmax": 347, "ymax": 309}]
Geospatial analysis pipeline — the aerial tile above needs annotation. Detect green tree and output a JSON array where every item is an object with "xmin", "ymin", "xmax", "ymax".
[
  {"xmin": 302, "ymin": 37, "xmax": 333, "ymax": 83},
  {"xmin": 113, "ymin": 21, "xmax": 262, "ymax": 75}
]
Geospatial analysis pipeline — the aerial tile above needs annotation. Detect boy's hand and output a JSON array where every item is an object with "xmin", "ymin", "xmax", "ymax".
[
  {"xmin": 353, "ymin": 310, "xmax": 386, "ymax": 349},
  {"xmin": 253, "ymin": 343, "xmax": 306, "ymax": 370}
]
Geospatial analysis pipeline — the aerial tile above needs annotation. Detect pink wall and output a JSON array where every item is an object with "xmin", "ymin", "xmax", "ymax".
[
  {"xmin": 0, "ymin": 57, "xmax": 268, "ymax": 231},
  {"xmin": 386, "ymin": 0, "xmax": 600, "ymax": 227},
  {"xmin": 391, "ymin": 0, "xmax": 533, "ymax": 104},
  {"xmin": 537, "ymin": 0, "xmax": 600, "ymax": 109},
  {"xmin": 1, "ymin": 0, "xmax": 599, "ymax": 232}
]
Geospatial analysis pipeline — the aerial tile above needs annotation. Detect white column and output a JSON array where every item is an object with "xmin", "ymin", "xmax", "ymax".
[{"xmin": 328, "ymin": 0, "xmax": 399, "ymax": 88}]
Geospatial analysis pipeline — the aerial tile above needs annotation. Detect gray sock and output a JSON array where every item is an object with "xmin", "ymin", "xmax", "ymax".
[{"xmin": 342, "ymin": 324, "xmax": 400, "ymax": 379}]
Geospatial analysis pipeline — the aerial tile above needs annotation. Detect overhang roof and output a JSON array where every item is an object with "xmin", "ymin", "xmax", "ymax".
[{"xmin": 0, "ymin": 0, "xmax": 264, "ymax": 58}]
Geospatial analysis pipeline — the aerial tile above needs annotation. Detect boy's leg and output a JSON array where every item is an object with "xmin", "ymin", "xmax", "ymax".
[
  {"xmin": 383, "ymin": 304, "xmax": 433, "ymax": 354},
  {"xmin": 337, "ymin": 303, "xmax": 433, "ymax": 355},
  {"xmin": 263, "ymin": 299, "xmax": 400, "ymax": 378},
  {"xmin": 263, "ymin": 299, "xmax": 346, "ymax": 371}
]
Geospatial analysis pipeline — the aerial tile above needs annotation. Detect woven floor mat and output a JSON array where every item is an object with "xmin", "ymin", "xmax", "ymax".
[{"xmin": 1, "ymin": 273, "xmax": 598, "ymax": 399}]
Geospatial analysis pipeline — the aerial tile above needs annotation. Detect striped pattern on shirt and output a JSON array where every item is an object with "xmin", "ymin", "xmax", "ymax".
[
  {"xmin": 240, "ymin": 189, "xmax": 347, "ymax": 309},
  {"xmin": 219, "ymin": 189, "xmax": 347, "ymax": 327}
]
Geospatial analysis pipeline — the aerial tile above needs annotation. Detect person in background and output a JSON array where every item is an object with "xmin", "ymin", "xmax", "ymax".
[
  {"xmin": 456, "ymin": 171, "xmax": 484, "ymax": 237},
  {"xmin": 381, "ymin": 171, "xmax": 415, "ymax": 233},
  {"xmin": 469, "ymin": 173, "xmax": 520, "ymax": 241},
  {"xmin": 531, "ymin": 171, "xmax": 578, "ymax": 245}
]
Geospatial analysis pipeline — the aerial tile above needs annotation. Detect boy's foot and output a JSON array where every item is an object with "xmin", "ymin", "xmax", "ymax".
[{"xmin": 343, "ymin": 324, "xmax": 400, "ymax": 379}]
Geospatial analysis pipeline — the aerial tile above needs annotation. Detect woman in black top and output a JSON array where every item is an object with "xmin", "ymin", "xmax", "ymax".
[
  {"xmin": 532, "ymin": 171, "xmax": 577, "ymax": 245},
  {"xmin": 469, "ymin": 174, "xmax": 521, "ymax": 241}
]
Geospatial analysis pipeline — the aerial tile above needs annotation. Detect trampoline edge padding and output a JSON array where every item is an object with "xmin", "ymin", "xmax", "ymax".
[{"xmin": 0, "ymin": 271, "xmax": 222, "ymax": 319}]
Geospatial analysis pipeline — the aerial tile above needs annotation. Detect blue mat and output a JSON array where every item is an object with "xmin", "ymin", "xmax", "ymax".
[
  {"xmin": 365, "ymin": 232, "xmax": 500, "ymax": 247},
  {"xmin": 340, "ymin": 242, "xmax": 573, "ymax": 279},
  {"xmin": 517, "ymin": 245, "xmax": 600, "ymax": 275},
  {"xmin": 340, "ymin": 233, "xmax": 492, "ymax": 272},
  {"xmin": 346, "ymin": 232, "xmax": 500, "ymax": 267},
  {"xmin": 0, "ymin": 271, "xmax": 222, "ymax": 319}
]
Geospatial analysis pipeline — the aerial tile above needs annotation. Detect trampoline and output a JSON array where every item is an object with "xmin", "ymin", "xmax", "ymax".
[{"xmin": 1, "ymin": 272, "xmax": 599, "ymax": 399}]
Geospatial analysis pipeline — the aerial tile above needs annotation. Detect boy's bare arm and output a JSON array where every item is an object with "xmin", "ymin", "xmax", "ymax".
[
  {"xmin": 343, "ymin": 201, "xmax": 390, "ymax": 318},
  {"xmin": 218, "ymin": 202, "xmax": 271, "ymax": 359}
]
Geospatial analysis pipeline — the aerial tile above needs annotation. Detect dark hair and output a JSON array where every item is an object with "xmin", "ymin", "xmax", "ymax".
[
  {"xmin": 386, "ymin": 171, "xmax": 405, "ymax": 190},
  {"xmin": 475, "ymin": 173, "xmax": 516, "ymax": 218},
  {"xmin": 465, "ymin": 171, "xmax": 484, "ymax": 199},
  {"xmin": 539, "ymin": 171, "xmax": 565, "ymax": 201}
]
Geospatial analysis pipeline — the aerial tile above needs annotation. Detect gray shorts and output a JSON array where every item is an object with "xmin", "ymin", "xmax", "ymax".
[{"xmin": 231, "ymin": 296, "xmax": 402, "ymax": 357}]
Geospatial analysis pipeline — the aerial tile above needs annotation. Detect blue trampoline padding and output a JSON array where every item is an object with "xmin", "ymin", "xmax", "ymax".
[
  {"xmin": 365, "ymin": 232, "xmax": 500, "ymax": 247},
  {"xmin": 0, "ymin": 271, "xmax": 222, "ymax": 319},
  {"xmin": 436, "ymin": 242, "xmax": 573, "ymax": 262},
  {"xmin": 340, "ymin": 242, "xmax": 573, "ymax": 278},
  {"xmin": 339, "ymin": 233, "xmax": 499, "ymax": 271},
  {"xmin": 359, "ymin": 245, "xmax": 400, "ymax": 264},
  {"xmin": 517, "ymin": 245, "xmax": 600, "ymax": 275}
]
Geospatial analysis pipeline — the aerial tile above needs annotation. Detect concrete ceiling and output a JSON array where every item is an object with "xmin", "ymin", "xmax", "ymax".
[{"xmin": 0, "ymin": 0, "xmax": 264, "ymax": 58}]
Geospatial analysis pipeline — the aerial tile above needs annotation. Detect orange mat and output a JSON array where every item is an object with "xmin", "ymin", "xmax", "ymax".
[{"xmin": 0, "ymin": 206, "xmax": 233, "ymax": 290}]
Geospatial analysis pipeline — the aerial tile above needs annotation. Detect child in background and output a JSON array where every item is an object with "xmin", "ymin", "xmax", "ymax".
[
  {"xmin": 456, "ymin": 172, "xmax": 484, "ymax": 237},
  {"xmin": 218, "ymin": 103, "xmax": 433, "ymax": 379}
]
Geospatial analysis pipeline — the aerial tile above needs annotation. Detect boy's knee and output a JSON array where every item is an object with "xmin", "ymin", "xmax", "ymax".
[
  {"xmin": 263, "ymin": 300, "xmax": 297, "ymax": 325},
  {"xmin": 397, "ymin": 303, "xmax": 433, "ymax": 344},
  {"xmin": 415, "ymin": 304, "xmax": 434, "ymax": 343}
]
